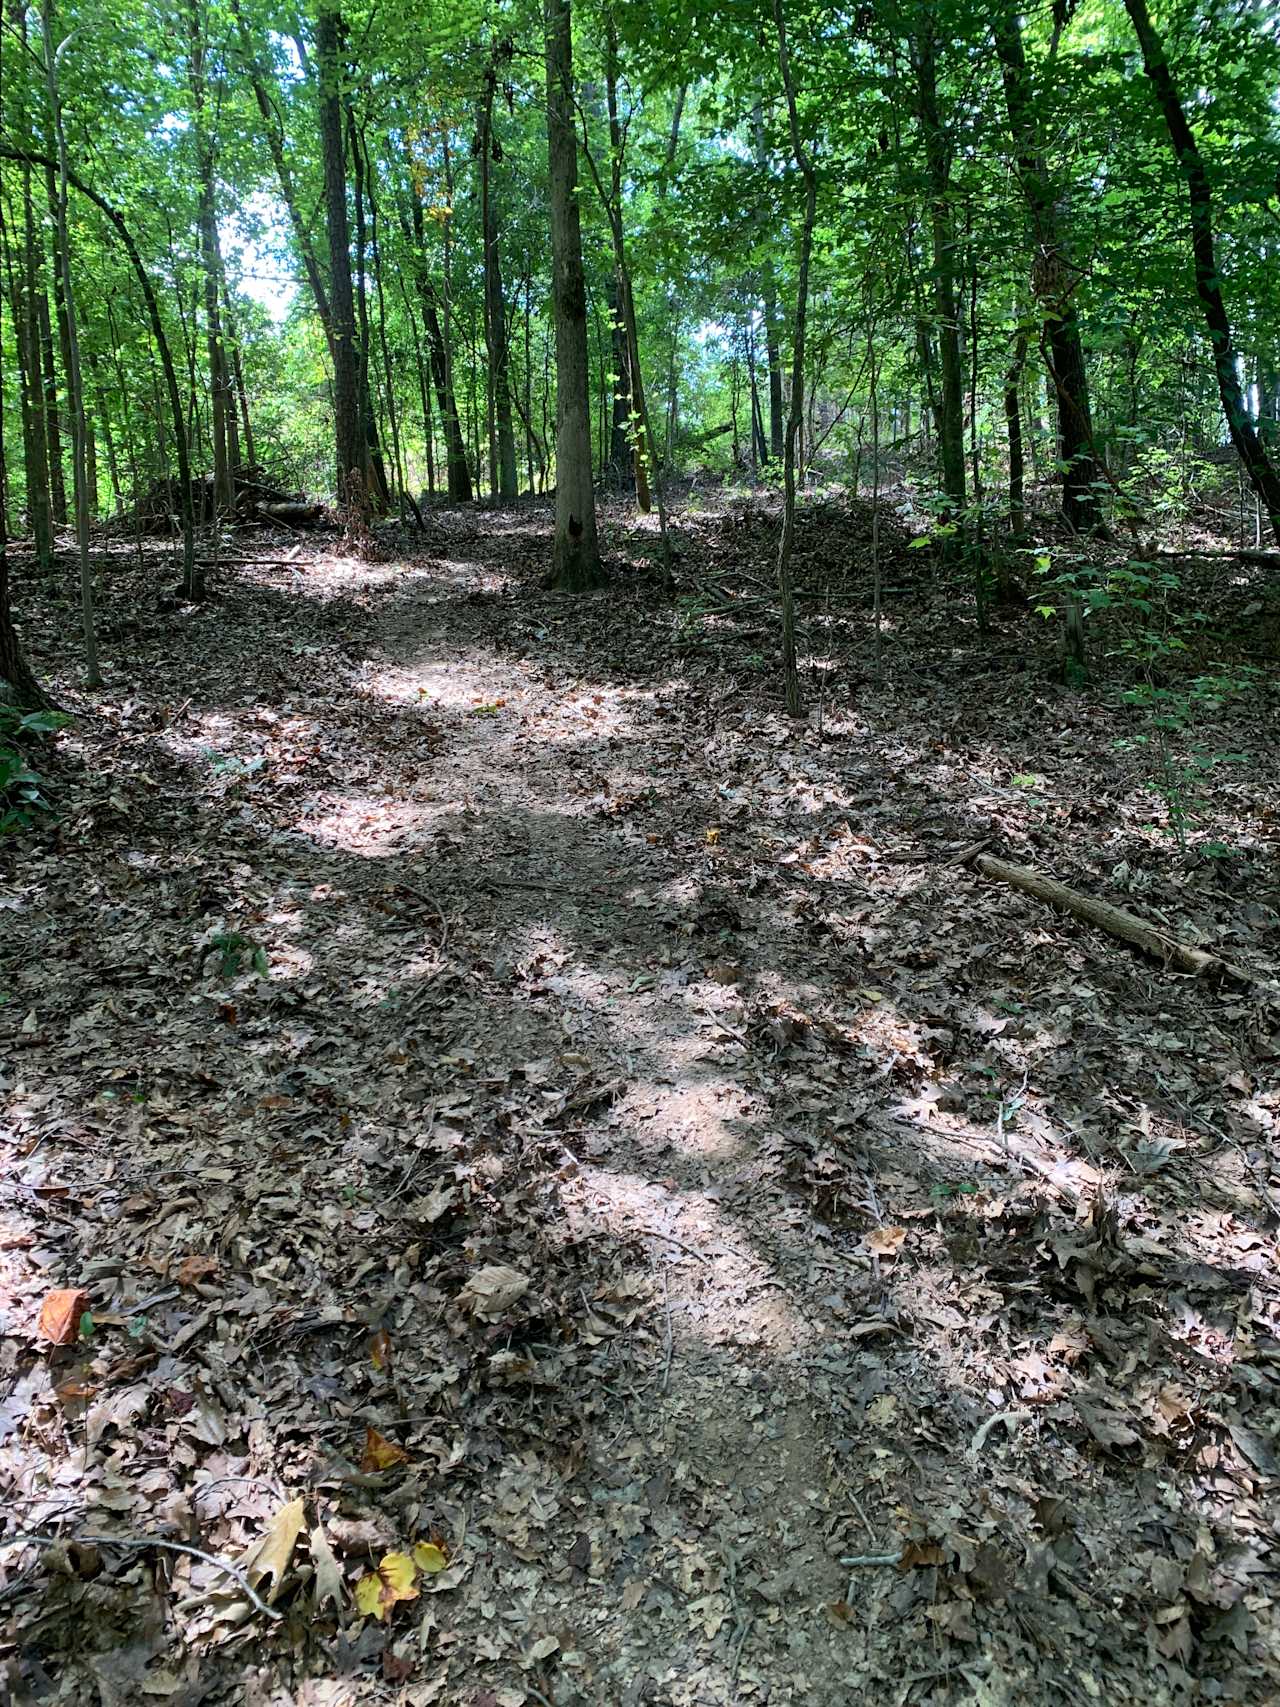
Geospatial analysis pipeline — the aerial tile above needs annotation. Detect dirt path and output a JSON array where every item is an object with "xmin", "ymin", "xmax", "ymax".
[{"xmin": 3, "ymin": 504, "xmax": 1279, "ymax": 1705}]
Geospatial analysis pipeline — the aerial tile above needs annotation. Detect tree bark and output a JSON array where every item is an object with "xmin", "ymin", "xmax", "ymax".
[
  {"xmin": 188, "ymin": 0, "xmax": 233, "ymax": 514},
  {"xmin": 0, "ymin": 544, "xmax": 47, "ymax": 706},
  {"xmin": 911, "ymin": 17, "xmax": 965, "ymax": 516},
  {"xmin": 751, "ymin": 105, "xmax": 784, "ymax": 463},
  {"xmin": 993, "ymin": 3, "xmax": 1101, "ymax": 531},
  {"xmin": 1004, "ymin": 323, "xmax": 1028, "ymax": 535},
  {"xmin": 773, "ymin": 0, "xmax": 813, "ymax": 718},
  {"xmin": 544, "ymin": 0, "xmax": 603, "ymax": 590},
  {"xmin": 1123, "ymin": 0, "xmax": 1280, "ymax": 545},
  {"xmin": 316, "ymin": 1, "xmax": 361, "ymax": 504},
  {"xmin": 478, "ymin": 55, "xmax": 519, "ymax": 500},
  {"xmin": 41, "ymin": 0, "xmax": 99, "ymax": 683}
]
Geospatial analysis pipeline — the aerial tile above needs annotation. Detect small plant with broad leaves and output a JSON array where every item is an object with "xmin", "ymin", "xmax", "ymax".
[
  {"xmin": 0, "ymin": 707, "xmax": 70, "ymax": 834},
  {"xmin": 199, "ymin": 930, "xmax": 270, "ymax": 979}
]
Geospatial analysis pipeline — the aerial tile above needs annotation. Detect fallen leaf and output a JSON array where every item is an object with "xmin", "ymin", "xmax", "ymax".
[
  {"xmin": 38, "ymin": 1288, "xmax": 89, "ymax": 1345},
  {"xmin": 369, "ymin": 1329, "xmax": 392, "ymax": 1370},
  {"xmin": 309, "ymin": 1521, "xmax": 348, "ymax": 1614},
  {"xmin": 865, "ymin": 1226, "xmax": 907, "ymax": 1260},
  {"xmin": 412, "ymin": 1541, "xmax": 447, "ymax": 1575},
  {"xmin": 455, "ymin": 1264, "xmax": 529, "ymax": 1321},
  {"xmin": 240, "ymin": 1497, "xmax": 306, "ymax": 1604},
  {"xmin": 176, "ymin": 1255, "xmax": 218, "ymax": 1288},
  {"xmin": 355, "ymin": 1551, "xmax": 419, "ymax": 1621},
  {"xmin": 361, "ymin": 1426, "xmax": 409, "ymax": 1471}
]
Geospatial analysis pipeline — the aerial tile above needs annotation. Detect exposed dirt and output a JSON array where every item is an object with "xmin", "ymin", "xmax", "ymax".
[{"xmin": 2, "ymin": 493, "xmax": 1279, "ymax": 1705}]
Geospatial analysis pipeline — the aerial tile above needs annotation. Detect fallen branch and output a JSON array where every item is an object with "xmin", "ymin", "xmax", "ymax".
[
  {"xmin": 971, "ymin": 852, "xmax": 1268, "ymax": 989},
  {"xmin": 0, "ymin": 1530, "xmax": 283, "ymax": 1620}
]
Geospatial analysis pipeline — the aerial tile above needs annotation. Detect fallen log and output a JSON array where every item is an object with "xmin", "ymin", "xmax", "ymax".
[{"xmin": 971, "ymin": 852, "xmax": 1269, "ymax": 990}]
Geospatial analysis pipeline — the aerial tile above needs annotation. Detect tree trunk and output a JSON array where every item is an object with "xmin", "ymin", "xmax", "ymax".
[
  {"xmin": 1123, "ymin": 0, "xmax": 1280, "ymax": 545},
  {"xmin": 41, "ymin": 0, "xmax": 99, "ymax": 684},
  {"xmin": 911, "ymin": 18, "xmax": 965, "ymax": 516},
  {"xmin": 400, "ymin": 149, "xmax": 472, "ymax": 500},
  {"xmin": 0, "ymin": 545, "xmax": 48, "ymax": 707},
  {"xmin": 993, "ymin": 3, "xmax": 1101, "ymax": 531},
  {"xmin": 1004, "ymin": 323, "xmax": 1028, "ymax": 535},
  {"xmin": 188, "ymin": 0, "xmax": 234, "ymax": 514},
  {"xmin": 349, "ymin": 117, "xmax": 390, "ymax": 509},
  {"xmin": 751, "ymin": 105, "xmax": 785, "ymax": 463},
  {"xmin": 316, "ymin": 1, "xmax": 361, "ymax": 504},
  {"xmin": 478, "ymin": 59, "xmax": 520, "ymax": 501},
  {"xmin": 773, "ymin": 0, "xmax": 813, "ymax": 718},
  {"xmin": 544, "ymin": 0, "xmax": 603, "ymax": 590},
  {"xmin": 37, "ymin": 247, "xmax": 66, "ymax": 524}
]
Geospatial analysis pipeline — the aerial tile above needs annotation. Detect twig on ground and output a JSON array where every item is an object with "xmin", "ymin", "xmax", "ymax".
[
  {"xmin": 642, "ymin": 1228, "xmax": 712, "ymax": 1264},
  {"xmin": 840, "ymin": 1549, "xmax": 904, "ymax": 1567},
  {"xmin": 659, "ymin": 1269, "xmax": 674, "ymax": 1394},
  {"xmin": 0, "ymin": 1531, "xmax": 283, "ymax": 1620},
  {"xmin": 969, "ymin": 1408, "xmax": 1032, "ymax": 1456}
]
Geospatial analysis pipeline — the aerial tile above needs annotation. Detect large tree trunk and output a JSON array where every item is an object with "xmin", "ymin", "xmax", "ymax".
[
  {"xmin": 1123, "ymin": 0, "xmax": 1280, "ymax": 545},
  {"xmin": 316, "ymin": 1, "xmax": 361, "ymax": 504},
  {"xmin": 911, "ymin": 19, "xmax": 965, "ymax": 516},
  {"xmin": 544, "ymin": 0, "xmax": 603, "ymax": 589},
  {"xmin": 0, "ymin": 545, "xmax": 47, "ymax": 707},
  {"xmin": 993, "ymin": 3, "xmax": 1101, "ymax": 531}
]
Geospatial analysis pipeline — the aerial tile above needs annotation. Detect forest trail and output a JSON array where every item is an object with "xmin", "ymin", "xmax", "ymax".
[{"xmin": 3, "ymin": 498, "xmax": 1280, "ymax": 1705}]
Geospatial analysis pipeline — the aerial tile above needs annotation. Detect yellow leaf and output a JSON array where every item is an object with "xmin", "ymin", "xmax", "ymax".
[
  {"xmin": 360, "ymin": 1425, "xmax": 409, "ymax": 1471},
  {"xmin": 240, "ymin": 1497, "xmax": 305, "ymax": 1604},
  {"xmin": 355, "ymin": 1551, "xmax": 421, "ymax": 1622},
  {"xmin": 412, "ymin": 1542, "xmax": 447, "ymax": 1575}
]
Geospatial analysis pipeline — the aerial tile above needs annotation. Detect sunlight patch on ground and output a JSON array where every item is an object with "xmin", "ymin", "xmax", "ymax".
[{"xmin": 570, "ymin": 1165, "xmax": 816, "ymax": 1353}]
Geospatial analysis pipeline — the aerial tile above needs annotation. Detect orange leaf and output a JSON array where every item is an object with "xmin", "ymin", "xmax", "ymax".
[
  {"xmin": 369, "ymin": 1329, "xmax": 392, "ymax": 1371},
  {"xmin": 38, "ymin": 1289, "xmax": 89, "ymax": 1346},
  {"xmin": 177, "ymin": 1254, "xmax": 218, "ymax": 1288},
  {"xmin": 360, "ymin": 1426, "xmax": 409, "ymax": 1471}
]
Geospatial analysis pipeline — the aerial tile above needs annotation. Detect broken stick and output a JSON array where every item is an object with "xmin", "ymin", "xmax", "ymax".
[{"xmin": 971, "ymin": 852, "xmax": 1269, "ymax": 991}]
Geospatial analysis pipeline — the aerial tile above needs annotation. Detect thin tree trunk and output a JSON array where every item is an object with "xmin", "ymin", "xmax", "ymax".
[
  {"xmin": 188, "ymin": 0, "xmax": 233, "ymax": 513},
  {"xmin": 912, "ymin": 17, "xmax": 965, "ymax": 516},
  {"xmin": 544, "ymin": 0, "xmax": 603, "ymax": 589},
  {"xmin": 1123, "ymin": 0, "xmax": 1280, "ymax": 544},
  {"xmin": 221, "ymin": 285, "xmax": 256, "ymax": 470},
  {"xmin": 478, "ymin": 56, "xmax": 519, "ymax": 500},
  {"xmin": 751, "ymin": 104, "xmax": 784, "ymax": 462},
  {"xmin": 41, "ymin": 0, "xmax": 99, "ymax": 684},
  {"xmin": 398, "ymin": 265, "xmax": 435, "ymax": 495},
  {"xmin": 1004, "ymin": 323, "xmax": 1028, "ymax": 535},
  {"xmin": 316, "ymin": 1, "xmax": 360, "ymax": 506},
  {"xmin": 773, "ymin": 0, "xmax": 814, "ymax": 718},
  {"xmin": 993, "ymin": 2, "xmax": 1101, "ymax": 531},
  {"xmin": 37, "ymin": 226, "xmax": 66, "ymax": 523}
]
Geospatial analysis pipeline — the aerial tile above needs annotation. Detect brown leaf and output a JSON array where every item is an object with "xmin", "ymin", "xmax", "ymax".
[
  {"xmin": 864, "ymin": 1225, "xmax": 907, "ymax": 1260},
  {"xmin": 177, "ymin": 1254, "xmax": 218, "ymax": 1288},
  {"xmin": 38, "ymin": 1288, "xmax": 89, "ymax": 1345},
  {"xmin": 455, "ymin": 1264, "xmax": 530, "ymax": 1321},
  {"xmin": 369, "ymin": 1329, "xmax": 392, "ymax": 1370},
  {"xmin": 360, "ymin": 1426, "xmax": 409, "ymax": 1471}
]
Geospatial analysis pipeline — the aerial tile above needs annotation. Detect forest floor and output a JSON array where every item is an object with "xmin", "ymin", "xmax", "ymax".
[{"xmin": 3, "ymin": 485, "xmax": 1280, "ymax": 1707}]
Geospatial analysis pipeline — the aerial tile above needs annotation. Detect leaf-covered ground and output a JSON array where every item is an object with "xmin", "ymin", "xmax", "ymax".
[{"xmin": 3, "ymin": 492, "xmax": 1279, "ymax": 1705}]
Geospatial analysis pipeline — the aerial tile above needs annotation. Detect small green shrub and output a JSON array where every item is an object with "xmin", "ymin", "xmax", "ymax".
[{"xmin": 0, "ymin": 706, "xmax": 69, "ymax": 834}]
